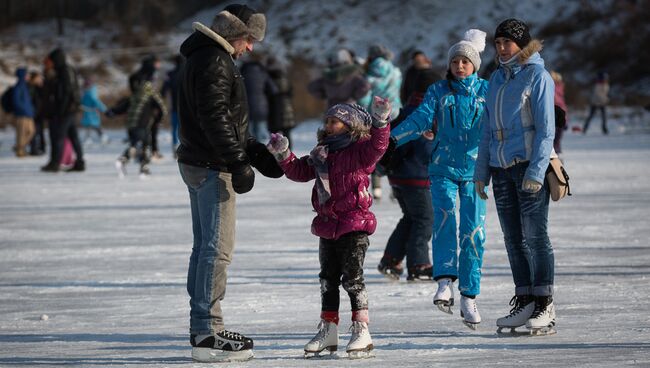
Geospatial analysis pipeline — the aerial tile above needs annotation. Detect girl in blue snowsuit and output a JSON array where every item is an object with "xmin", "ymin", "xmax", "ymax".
[{"xmin": 390, "ymin": 29, "xmax": 488, "ymax": 328}]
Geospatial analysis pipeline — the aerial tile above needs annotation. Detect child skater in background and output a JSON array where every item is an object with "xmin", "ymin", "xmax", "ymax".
[
  {"xmin": 267, "ymin": 96, "xmax": 391, "ymax": 359},
  {"xmin": 389, "ymin": 29, "xmax": 489, "ymax": 330}
]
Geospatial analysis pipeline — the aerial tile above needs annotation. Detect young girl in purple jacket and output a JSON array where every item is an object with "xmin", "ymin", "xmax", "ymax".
[{"xmin": 267, "ymin": 96, "xmax": 391, "ymax": 359}]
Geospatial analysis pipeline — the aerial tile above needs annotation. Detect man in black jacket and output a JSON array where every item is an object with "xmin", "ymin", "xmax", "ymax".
[
  {"xmin": 41, "ymin": 48, "xmax": 84, "ymax": 172},
  {"xmin": 176, "ymin": 4, "xmax": 281, "ymax": 363}
]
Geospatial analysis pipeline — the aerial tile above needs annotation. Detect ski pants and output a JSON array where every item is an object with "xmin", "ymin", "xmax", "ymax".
[
  {"xmin": 491, "ymin": 162, "xmax": 554, "ymax": 297},
  {"xmin": 430, "ymin": 175, "xmax": 486, "ymax": 297},
  {"xmin": 179, "ymin": 163, "xmax": 236, "ymax": 335}
]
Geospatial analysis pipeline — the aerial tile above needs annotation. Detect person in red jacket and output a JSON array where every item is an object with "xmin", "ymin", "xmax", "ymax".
[{"xmin": 267, "ymin": 97, "xmax": 391, "ymax": 359}]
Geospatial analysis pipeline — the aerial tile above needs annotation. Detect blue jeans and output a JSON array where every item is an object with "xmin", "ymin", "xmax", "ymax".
[
  {"xmin": 430, "ymin": 176, "xmax": 486, "ymax": 297},
  {"xmin": 384, "ymin": 185, "xmax": 432, "ymax": 268},
  {"xmin": 179, "ymin": 162, "xmax": 236, "ymax": 335},
  {"xmin": 491, "ymin": 162, "xmax": 554, "ymax": 296}
]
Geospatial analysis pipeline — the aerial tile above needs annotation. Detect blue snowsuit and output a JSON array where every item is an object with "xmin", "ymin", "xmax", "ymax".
[
  {"xmin": 80, "ymin": 85, "xmax": 107, "ymax": 128},
  {"xmin": 392, "ymin": 73, "xmax": 488, "ymax": 296}
]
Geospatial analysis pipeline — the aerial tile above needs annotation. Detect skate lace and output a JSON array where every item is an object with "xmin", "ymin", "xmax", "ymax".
[
  {"xmin": 311, "ymin": 321, "xmax": 330, "ymax": 343},
  {"xmin": 529, "ymin": 300, "xmax": 548, "ymax": 319},
  {"xmin": 219, "ymin": 330, "xmax": 244, "ymax": 341},
  {"xmin": 348, "ymin": 321, "xmax": 366, "ymax": 342},
  {"xmin": 508, "ymin": 295, "xmax": 528, "ymax": 315}
]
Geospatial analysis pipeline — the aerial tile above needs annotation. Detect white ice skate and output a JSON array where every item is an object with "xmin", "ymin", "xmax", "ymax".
[
  {"xmin": 433, "ymin": 278, "xmax": 454, "ymax": 314},
  {"xmin": 496, "ymin": 295, "xmax": 536, "ymax": 335},
  {"xmin": 346, "ymin": 321, "xmax": 374, "ymax": 359},
  {"xmin": 460, "ymin": 296, "xmax": 481, "ymax": 330},
  {"xmin": 115, "ymin": 158, "xmax": 127, "ymax": 178},
  {"xmin": 526, "ymin": 297, "xmax": 557, "ymax": 336},
  {"xmin": 304, "ymin": 320, "xmax": 338, "ymax": 359}
]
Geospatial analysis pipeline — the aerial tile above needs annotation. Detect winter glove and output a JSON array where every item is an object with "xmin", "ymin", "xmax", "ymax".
[
  {"xmin": 378, "ymin": 136, "xmax": 397, "ymax": 168},
  {"xmin": 475, "ymin": 181, "xmax": 488, "ymax": 200},
  {"xmin": 522, "ymin": 178, "xmax": 542, "ymax": 193},
  {"xmin": 247, "ymin": 140, "xmax": 284, "ymax": 178},
  {"xmin": 105, "ymin": 109, "xmax": 116, "ymax": 118},
  {"xmin": 230, "ymin": 164, "xmax": 255, "ymax": 194},
  {"xmin": 371, "ymin": 96, "xmax": 392, "ymax": 128},
  {"xmin": 267, "ymin": 133, "xmax": 290, "ymax": 161}
]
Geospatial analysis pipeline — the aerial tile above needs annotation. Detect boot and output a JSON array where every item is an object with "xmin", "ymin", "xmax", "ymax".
[
  {"xmin": 191, "ymin": 330, "xmax": 254, "ymax": 362},
  {"xmin": 407, "ymin": 264, "xmax": 433, "ymax": 282},
  {"xmin": 377, "ymin": 255, "xmax": 403, "ymax": 281},
  {"xmin": 433, "ymin": 278, "xmax": 455, "ymax": 314},
  {"xmin": 496, "ymin": 295, "xmax": 535, "ymax": 332},
  {"xmin": 460, "ymin": 295, "xmax": 481, "ymax": 329},
  {"xmin": 65, "ymin": 159, "xmax": 85, "ymax": 172},
  {"xmin": 346, "ymin": 321, "xmax": 373, "ymax": 359},
  {"xmin": 526, "ymin": 296, "xmax": 556, "ymax": 330},
  {"xmin": 304, "ymin": 320, "xmax": 338, "ymax": 358}
]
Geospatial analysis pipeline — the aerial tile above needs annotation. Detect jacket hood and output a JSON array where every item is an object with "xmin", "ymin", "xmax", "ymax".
[
  {"xmin": 180, "ymin": 22, "xmax": 234, "ymax": 58},
  {"xmin": 15, "ymin": 68, "xmax": 27, "ymax": 80},
  {"xmin": 518, "ymin": 39, "xmax": 544, "ymax": 65},
  {"xmin": 48, "ymin": 48, "xmax": 67, "ymax": 69}
]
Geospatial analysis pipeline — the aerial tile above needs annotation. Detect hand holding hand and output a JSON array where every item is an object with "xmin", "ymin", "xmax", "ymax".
[
  {"xmin": 522, "ymin": 179, "xmax": 542, "ymax": 193},
  {"xmin": 475, "ymin": 181, "xmax": 488, "ymax": 200},
  {"xmin": 267, "ymin": 133, "xmax": 290, "ymax": 161},
  {"xmin": 371, "ymin": 96, "xmax": 392, "ymax": 127}
]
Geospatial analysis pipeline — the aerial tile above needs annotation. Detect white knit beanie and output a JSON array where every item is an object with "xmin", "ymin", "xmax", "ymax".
[{"xmin": 447, "ymin": 29, "xmax": 487, "ymax": 72}]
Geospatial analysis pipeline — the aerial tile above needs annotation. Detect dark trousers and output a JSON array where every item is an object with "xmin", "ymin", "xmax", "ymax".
[
  {"xmin": 583, "ymin": 105, "xmax": 608, "ymax": 134},
  {"xmin": 319, "ymin": 232, "xmax": 369, "ymax": 312},
  {"xmin": 122, "ymin": 127, "xmax": 151, "ymax": 165},
  {"xmin": 29, "ymin": 117, "xmax": 46, "ymax": 154},
  {"xmin": 48, "ymin": 114, "xmax": 83, "ymax": 165},
  {"xmin": 384, "ymin": 185, "xmax": 433, "ymax": 268}
]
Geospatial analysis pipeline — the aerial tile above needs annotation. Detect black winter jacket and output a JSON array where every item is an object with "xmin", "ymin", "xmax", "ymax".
[
  {"xmin": 42, "ymin": 48, "xmax": 80, "ymax": 119},
  {"xmin": 177, "ymin": 30, "xmax": 250, "ymax": 172}
]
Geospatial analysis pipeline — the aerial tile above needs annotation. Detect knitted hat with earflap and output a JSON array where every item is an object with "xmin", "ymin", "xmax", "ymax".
[
  {"xmin": 447, "ymin": 29, "xmax": 487, "ymax": 72},
  {"xmin": 325, "ymin": 103, "xmax": 372, "ymax": 130}
]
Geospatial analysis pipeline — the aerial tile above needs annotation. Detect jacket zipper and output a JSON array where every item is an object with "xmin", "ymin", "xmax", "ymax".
[{"xmin": 495, "ymin": 71, "xmax": 510, "ymax": 168}]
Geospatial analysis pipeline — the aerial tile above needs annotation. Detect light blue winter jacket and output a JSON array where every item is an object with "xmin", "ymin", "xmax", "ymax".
[
  {"xmin": 359, "ymin": 57, "xmax": 402, "ymax": 120},
  {"xmin": 474, "ymin": 41, "xmax": 555, "ymax": 185},
  {"xmin": 391, "ymin": 73, "xmax": 488, "ymax": 182},
  {"xmin": 80, "ymin": 85, "xmax": 107, "ymax": 128}
]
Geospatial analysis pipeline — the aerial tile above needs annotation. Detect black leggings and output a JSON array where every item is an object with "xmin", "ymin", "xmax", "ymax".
[{"xmin": 319, "ymin": 232, "xmax": 369, "ymax": 312}]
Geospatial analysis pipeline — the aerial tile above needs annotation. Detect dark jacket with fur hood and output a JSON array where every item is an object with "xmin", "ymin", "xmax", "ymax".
[{"xmin": 177, "ymin": 24, "xmax": 251, "ymax": 172}]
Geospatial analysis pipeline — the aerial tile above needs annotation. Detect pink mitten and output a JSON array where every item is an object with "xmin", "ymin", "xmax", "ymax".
[
  {"xmin": 267, "ymin": 133, "xmax": 290, "ymax": 160},
  {"xmin": 371, "ymin": 96, "xmax": 392, "ymax": 127}
]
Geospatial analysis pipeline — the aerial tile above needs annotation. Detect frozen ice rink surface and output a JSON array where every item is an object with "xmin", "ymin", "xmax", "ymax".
[{"xmin": 0, "ymin": 120, "xmax": 649, "ymax": 367}]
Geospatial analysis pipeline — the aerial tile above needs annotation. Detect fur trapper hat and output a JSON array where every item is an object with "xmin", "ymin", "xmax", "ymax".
[
  {"xmin": 211, "ymin": 4, "xmax": 266, "ymax": 41},
  {"xmin": 447, "ymin": 29, "xmax": 486, "ymax": 72}
]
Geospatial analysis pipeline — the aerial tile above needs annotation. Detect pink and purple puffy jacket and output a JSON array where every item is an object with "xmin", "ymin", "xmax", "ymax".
[{"xmin": 279, "ymin": 125, "xmax": 390, "ymax": 240}]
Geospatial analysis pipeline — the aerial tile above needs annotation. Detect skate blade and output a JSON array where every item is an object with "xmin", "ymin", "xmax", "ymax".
[
  {"xmin": 434, "ymin": 299, "xmax": 454, "ymax": 315},
  {"xmin": 192, "ymin": 347, "xmax": 253, "ymax": 362},
  {"xmin": 496, "ymin": 327, "xmax": 530, "ymax": 336},
  {"xmin": 528, "ymin": 326, "xmax": 557, "ymax": 336},
  {"xmin": 378, "ymin": 270, "xmax": 400, "ymax": 281},
  {"xmin": 347, "ymin": 346, "xmax": 375, "ymax": 360},
  {"xmin": 304, "ymin": 349, "xmax": 338, "ymax": 359},
  {"xmin": 462, "ymin": 320, "xmax": 480, "ymax": 330}
]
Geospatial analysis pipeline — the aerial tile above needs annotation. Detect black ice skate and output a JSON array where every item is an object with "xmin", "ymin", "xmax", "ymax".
[
  {"xmin": 190, "ymin": 330, "xmax": 254, "ymax": 362},
  {"xmin": 377, "ymin": 257, "xmax": 404, "ymax": 281},
  {"xmin": 406, "ymin": 265, "xmax": 433, "ymax": 282}
]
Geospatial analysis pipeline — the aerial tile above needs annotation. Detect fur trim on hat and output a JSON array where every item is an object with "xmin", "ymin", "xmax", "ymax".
[
  {"xmin": 193, "ymin": 22, "xmax": 234, "ymax": 55},
  {"xmin": 211, "ymin": 10, "xmax": 266, "ymax": 41}
]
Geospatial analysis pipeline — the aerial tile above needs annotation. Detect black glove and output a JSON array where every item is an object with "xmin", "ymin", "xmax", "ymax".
[
  {"xmin": 231, "ymin": 164, "xmax": 255, "ymax": 194},
  {"xmin": 246, "ymin": 141, "xmax": 284, "ymax": 178},
  {"xmin": 378, "ymin": 137, "xmax": 397, "ymax": 168},
  {"xmin": 105, "ymin": 109, "xmax": 115, "ymax": 118}
]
